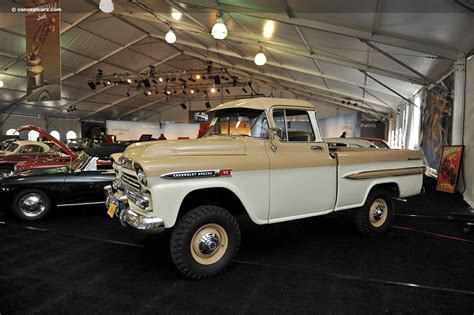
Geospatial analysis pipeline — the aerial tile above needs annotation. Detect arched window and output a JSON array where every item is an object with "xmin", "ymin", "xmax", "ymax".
[
  {"xmin": 28, "ymin": 130, "xmax": 39, "ymax": 141},
  {"xmin": 66, "ymin": 130, "xmax": 77, "ymax": 140},
  {"xmin": 50, "ymin": 130, "xmax": 60, "ymax": 140},
  {"xmin": 6, "ymin": 129, "xmax": 19, "ymax": 136}
]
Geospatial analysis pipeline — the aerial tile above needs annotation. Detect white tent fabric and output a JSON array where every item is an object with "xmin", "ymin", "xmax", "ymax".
[{"xmin": 0, "ymin": 0, "xmax": 472, "ymax": 122}]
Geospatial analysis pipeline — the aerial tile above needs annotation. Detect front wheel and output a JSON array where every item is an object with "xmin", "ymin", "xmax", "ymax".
[
  {"xmin": 170, "ymin": 205, "xmax": 241, "ymax": 279},
  {"xmin": 11, "ymin": 189, "xmax": 52, "ymax": 221},
  {"xmin": 355, "ymin": 188, "xmax": 394, "ymax": 237}
]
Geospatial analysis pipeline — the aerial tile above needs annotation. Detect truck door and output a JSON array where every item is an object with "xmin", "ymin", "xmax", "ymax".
[{"xmin": 266, "ymin": 108, "xmax": 337, "ymax": 222}]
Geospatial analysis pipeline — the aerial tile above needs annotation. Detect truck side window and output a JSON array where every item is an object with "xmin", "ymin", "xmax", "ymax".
[
  {"xmin": 273, "ymin": 110, "xmax": 288, "ymax": 141},
  {"xmin": 273, "ymin": 109, "xmax": 315, "ymax": 142}
]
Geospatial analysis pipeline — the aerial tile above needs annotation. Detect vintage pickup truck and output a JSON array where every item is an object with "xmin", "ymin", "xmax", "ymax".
[{"xmin": 106, "ymin": 98, "xmax": 424, "ymax": 279}]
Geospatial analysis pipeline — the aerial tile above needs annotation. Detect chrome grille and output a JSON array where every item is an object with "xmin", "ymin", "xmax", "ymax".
[{"xmin": 122, "ymin": 172, "xmax": 141, "ymax": 191}]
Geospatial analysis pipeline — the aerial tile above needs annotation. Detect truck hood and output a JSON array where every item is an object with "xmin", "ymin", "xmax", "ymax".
[{"xmin": 122, "ymin": 136, "xmax": 246, "ymax": 162}]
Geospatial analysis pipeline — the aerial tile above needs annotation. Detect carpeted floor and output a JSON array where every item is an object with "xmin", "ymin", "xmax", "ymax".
[{"xmin": 1, "ymin": 177, "xmax": 473, "ymax": 313}]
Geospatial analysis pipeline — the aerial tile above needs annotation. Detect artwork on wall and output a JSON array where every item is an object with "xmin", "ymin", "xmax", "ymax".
[
  {"xmin": 436, "ymin": 145, "xmax": 464, "ymax": 193},
  {"xmin": 420, "ymin": 73, "xmax": 454, "ymax": 172}
]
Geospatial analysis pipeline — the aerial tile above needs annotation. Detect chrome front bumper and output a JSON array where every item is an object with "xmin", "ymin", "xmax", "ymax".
[{"xmin": 104, "ymin": 185, "xmax": 165, "ymax": 233}]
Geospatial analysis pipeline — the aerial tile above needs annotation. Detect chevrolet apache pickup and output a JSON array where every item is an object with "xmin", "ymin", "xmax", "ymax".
[{"xmin": 106, "ymin": 98, "xmax": 424, "ymax": 279}]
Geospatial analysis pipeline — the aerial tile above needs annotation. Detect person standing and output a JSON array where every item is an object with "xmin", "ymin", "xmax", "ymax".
[
  {"xmin": 340, "ymin": 131, "xmax": 347, "ymax": 138},
  {"xmin": 158, "ymin": 134, "xmax": 167, "ymax": 140}
]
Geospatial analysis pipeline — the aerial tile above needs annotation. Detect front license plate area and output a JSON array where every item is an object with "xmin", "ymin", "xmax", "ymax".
[{"xmin": 107, "ymin": 203, "xmax": 117, "ymax": 218}]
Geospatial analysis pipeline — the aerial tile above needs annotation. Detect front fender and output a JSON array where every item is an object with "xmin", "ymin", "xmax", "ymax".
[{"xmin": 148, "ymin": 170, "xmax": 269, "ymax": 228}]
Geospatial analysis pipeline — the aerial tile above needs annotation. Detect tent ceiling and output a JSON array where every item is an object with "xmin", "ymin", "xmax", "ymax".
[{"xmin": 0, "ymin": 0, "xmax": 473, "ymax": 122}]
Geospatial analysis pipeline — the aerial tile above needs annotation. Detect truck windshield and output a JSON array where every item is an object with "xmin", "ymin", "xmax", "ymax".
[{"xmin": 206, "ymin": 109, "xmax": 268, "ymax": 139}]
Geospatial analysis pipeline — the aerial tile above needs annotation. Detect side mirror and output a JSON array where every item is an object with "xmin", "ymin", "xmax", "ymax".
[{"xmin": 270, "ymin": 127, "xmax": 283, "ymax": 139}]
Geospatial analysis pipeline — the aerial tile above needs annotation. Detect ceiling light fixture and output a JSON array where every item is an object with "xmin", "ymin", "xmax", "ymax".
[
  {"xmin": 263, "ymin": 21, "xmax": 274, "ymax": 39},
  {"xmin": 171, "ymin": 8, "xmax": 182, "ymax": 21},
  {"xmin": 195, "ymin": 74, "xmax": 201, "ymax": 80},
  {"xmin": 158, "ymin": 77, "xmax": 164, "ymax": 82},
  {"xmin": 254, "ymin": 48, "xmax": 267, "ymax": 66},
  {"xmin": 190, "ymin": 89, "xmax": 195, "ymax": 94},
  {"xmin": 165, "ymin": 28, "xmax": 177, "ymax": 44},
  {"xmin": 210, "ymin": 87, "xmax": 216, "ymax": 93},
  {"xmin": 126, "ymin": 78, "xmax": 132, "ymax": 84},
  {"xmin": 0, "ymin": 80, "xmax": 4, "ymax": 88},
  {"xmin": 99, "ymin": 0, "xmax": 114, "ymax": 13},
  {"xmin": 211, "ymin": 12, "xmax": 227, "ymax": 40}
]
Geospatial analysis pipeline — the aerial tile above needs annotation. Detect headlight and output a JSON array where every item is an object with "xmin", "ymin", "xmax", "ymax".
[{"xmin": 135, "ymin": 165, "xmax": 147, "ymax": 186}]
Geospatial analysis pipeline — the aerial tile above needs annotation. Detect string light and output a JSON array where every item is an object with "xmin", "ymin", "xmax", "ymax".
[
  {"xmin": 211, "ymin": 12, "xmax": 227, "ymax": 39},
  {"xmin": 99, "ymin": 0, "xmax": 114, "ymax": 13},
  {"xmin": 165, "ymin": 28, "xmax": 176, "ymax": 44}
]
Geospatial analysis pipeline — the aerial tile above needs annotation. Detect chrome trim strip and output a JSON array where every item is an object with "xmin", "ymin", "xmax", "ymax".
[
  {"xmin": 344, "ymin": 166, "xmax": 425, "ymax": 180},
  {"xmin": 57, "ymin": 201, "xmax": 105, "ymax": 207},
  {"xmin": 161, "ymin": 169, "xmax": 229, "ymax": 179}
]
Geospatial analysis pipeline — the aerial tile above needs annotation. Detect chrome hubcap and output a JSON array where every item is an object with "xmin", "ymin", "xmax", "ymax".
[
  {"xmin": 19, "ymin": 193, "xmax": 46, "ymax": 217},
  {"xmin": 191, "ymin": 223, "xmax": 228, "ymax": 265},
  {"xmin": 198, "ymin": 232, "xmax": 221, "ymax": 255},
  {"xmin": 369, "ymin": 198, "xmax": 388, "ymax": 228}
]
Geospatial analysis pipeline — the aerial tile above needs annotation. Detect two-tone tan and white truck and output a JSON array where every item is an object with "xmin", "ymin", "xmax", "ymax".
[{"xmin": 105, "ymin": 98, "xmax": 424, "ymax": 279}]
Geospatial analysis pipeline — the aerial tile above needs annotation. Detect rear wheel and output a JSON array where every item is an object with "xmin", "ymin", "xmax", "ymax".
[
  {"xmin": 11, "ymin": 189, "xmax": 52, "ymax": 221},
  {"xmin": 0, "ymin": 165, "xmax": 13, "ymax": 177},
  {"xmin": 170, "ymin": 205, "xmax": 240, "ymax": 279},
  {"xmin": 355, "ymin": 188, "xmax": 394, "ymax": 237}
]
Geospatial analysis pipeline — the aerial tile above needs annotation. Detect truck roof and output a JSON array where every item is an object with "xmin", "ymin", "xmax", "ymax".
[{"xmin": 209, "ymin": 98, "xmax": 315, "ymax": 112}]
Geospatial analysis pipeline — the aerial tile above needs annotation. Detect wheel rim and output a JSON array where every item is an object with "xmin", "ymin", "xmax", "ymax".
[
  {"xmin": 369, "ymin": 198, "xmax": 388, "ymax": 228},
  {"xmin": 19, "ymin": 193, "xmax": 46, "ymax": 218},
  {"xmin": 190, "ymin": 223, "xmax": 228, "ymax": 265}
]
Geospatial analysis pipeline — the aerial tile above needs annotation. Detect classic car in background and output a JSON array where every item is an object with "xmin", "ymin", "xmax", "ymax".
[
  {"xmin": 0, "ymin": 152, "xmax": 115, "ymax": 221},
  {"xmin": 361, "ymin": 137, "xmax": 390, "ymax": 148},
  {"xmin": 0, "ymin": 138, "xmax": 18, "ymax": 151},
  {"xmin": 0, "ymin": 125, "xmax": 78, "ymax": 176},
  {"xmin": 15, "ymin": 143, "xmax": 128, "ymax": 172},
  {"xmin": 66, "ymin": 138, "xmax": 92, "ymax": 152}
]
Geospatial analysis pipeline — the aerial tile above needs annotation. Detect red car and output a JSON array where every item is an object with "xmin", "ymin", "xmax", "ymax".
[
  {"xmin": 361, "ymin": 137, "xmax": 390, "ymax": 148},
  {"xmin": 0, "ymin": 125, "xmax": 77, "ymax": 176}
]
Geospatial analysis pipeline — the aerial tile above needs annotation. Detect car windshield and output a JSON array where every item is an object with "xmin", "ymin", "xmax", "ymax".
[
  {"xmin": 206, "ymin": 108, "xmax": 269, "ymax": 139},
  {"xmin": 372, "ymin": 141, "xmax": 390, "ymax": 148},
  {"xmin": 70, "ymin": 151, "xmax": 90, "ymax": 171},
  {"xmin": 5, "ymin": 143, "xmax": 19, "ymax": 153}
]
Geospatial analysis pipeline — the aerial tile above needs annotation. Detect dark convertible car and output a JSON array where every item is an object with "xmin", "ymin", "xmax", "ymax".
[{"xmin": 0, "ymin": 152, "xmax": 115, "ymax": 221}]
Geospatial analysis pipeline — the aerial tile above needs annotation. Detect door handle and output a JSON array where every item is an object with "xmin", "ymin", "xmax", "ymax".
[{"xmin": 310, "ymin": 145, "xmax": 323, "ymax": 150}]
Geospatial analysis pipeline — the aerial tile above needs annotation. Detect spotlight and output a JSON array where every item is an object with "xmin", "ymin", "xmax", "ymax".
[
  {"xmin": 180, "ymin": 103, "xmax": 187, "ymax": 109},
  {"xmin": 88, "ymin": 81, "xmax": 96, "ymax": 90},
  {"xmin": 195, "ymin": 74, "xmax": 201, "ymax": 80},
  {"xmin": 106, "ymin": 80, "xmax": 111, "ymax": 85},
  {"xmin": 99, "ymin": 0, "xmax": 114, "ymax": 13},
  {"xmin": 158, "ymin": 77, "xmax": 164, "ymax": 82},
  {"xmin": 225, "ymin": 88, "xmax": 230, "ymax": 94},
  {"xmin": 165, "ymin": 28, "xmax": 176, "ymax": 44},
  {"xmin": 210, "ymin": 87, "xmax": 216, "ymax": 93},
  {"xmin": 255, "ymin": 51, "xmax": 267, "ymax": 66},
  {"xmin": 0, "ymin": 80, "xmax": 3, "ymax": 88},
  {"xmin": 242, "ymin": 87, "xmax": 247, "ymax": 93},
  {"xmin": 263, "ymin": 21, "xmax": 274, "ymax": 39},
  {"xmin": 190, "ymin": 89, "xmax": 195, "ymax": 94},
  {"xmin": 211, "ymin": 12, "xmax": 227, "ymax": 39},
  {"xmin": 126, "ymin": 78, "xmax": 132, "ymax": 84},
  {"xmin": 205, "ymin": 101, "xmax": 211, "ymax": 109}
]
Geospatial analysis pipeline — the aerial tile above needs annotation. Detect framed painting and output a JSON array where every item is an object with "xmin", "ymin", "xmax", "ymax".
[{"xmin": 436, "ymin": 145, "xmax": 464, "ymax": 193}]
